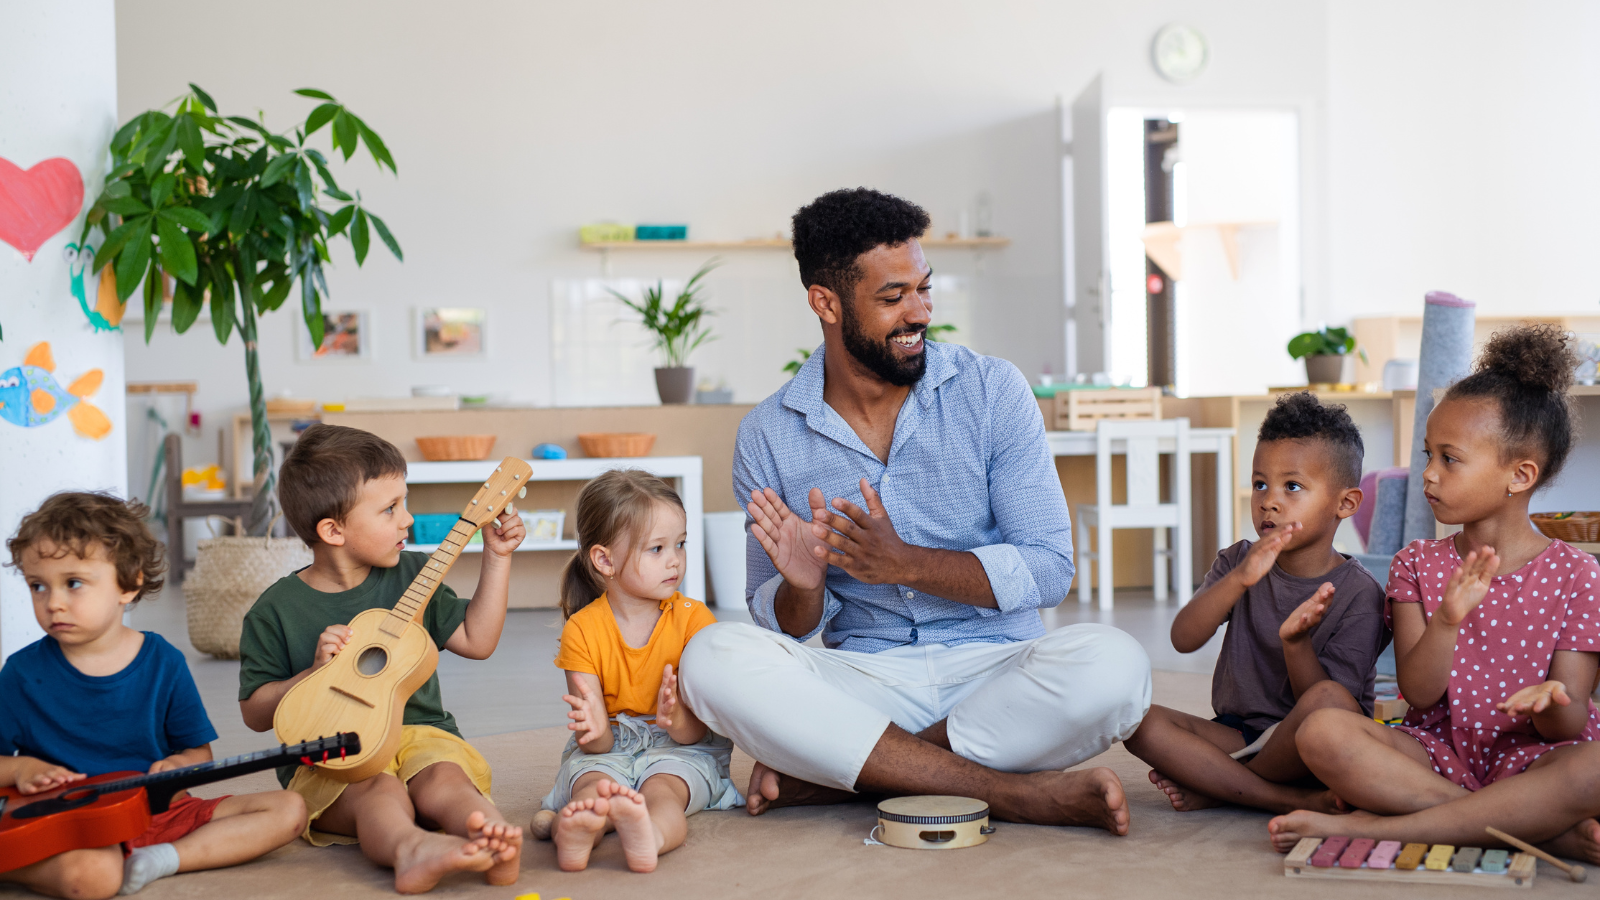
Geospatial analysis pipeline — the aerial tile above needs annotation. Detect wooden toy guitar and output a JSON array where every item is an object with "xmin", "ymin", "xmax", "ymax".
[
  {"xmin": 0, "ymin": 733, "xmax": 359, "ymax": 873},
  {"xmin": 273, "ymin": 458, "xmax": 533, "ymax": 782}
]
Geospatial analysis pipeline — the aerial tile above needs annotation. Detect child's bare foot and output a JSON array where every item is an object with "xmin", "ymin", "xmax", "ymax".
[
  {"xmin": 1268, "ymin": 808, "xmax": 1380, "ymax": 852},
  {"xmin": 529, "ymin": 808, "xmax": 557, "ymax": 840},
  {"xmin": 554, "ymin": 797, "xmax": 610, "ymax": 872},
  {"xmin": 393, "ymin": 832, "xmax": 495, "ymax": 894},
  {"xmin": 465, "ymin": 809, "xmax": 523, "ymax": 885},
  {"xmin": 1543, "ymin": 817, "xmax": 1600, "ymax": 865},
  {"xmin": 1147, "ymin": 770, "xmax": 1224, "ymax": 811},
  {"xmin": 599, "ymin": 780, "xmax": 661, "ymax": 873}
]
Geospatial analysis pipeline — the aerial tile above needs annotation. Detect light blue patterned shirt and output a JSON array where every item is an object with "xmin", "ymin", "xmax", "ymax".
[{"xmin": 734, "ymin": 341, "xmax": 1075, "ymax": 652}]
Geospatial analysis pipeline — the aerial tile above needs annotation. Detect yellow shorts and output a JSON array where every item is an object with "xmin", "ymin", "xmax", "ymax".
[{"xmin": 288, "ymin": 724, "xmax": 494, "ymax": 846}]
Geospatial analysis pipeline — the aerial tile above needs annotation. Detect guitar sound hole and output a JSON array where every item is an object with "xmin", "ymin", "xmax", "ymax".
[{"xmin": 356, "ymin": 646, "xmax": 389, "ymax": 676}]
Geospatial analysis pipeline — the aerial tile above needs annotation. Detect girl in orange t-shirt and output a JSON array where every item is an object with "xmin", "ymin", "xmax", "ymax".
[{"xmin": 532, "ymin": 470, "xmax": 741, "ymax": 874}]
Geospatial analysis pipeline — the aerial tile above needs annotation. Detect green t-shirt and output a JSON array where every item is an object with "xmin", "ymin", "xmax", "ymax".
[{"xmin": 238, "ymin": 551, "xmax": 469, "ymax": 786}]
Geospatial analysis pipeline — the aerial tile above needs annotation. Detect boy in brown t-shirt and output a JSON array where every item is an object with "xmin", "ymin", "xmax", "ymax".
[{"xmin": 1123, "ymin": 392, "xmax": 1388, "ymax": 814}]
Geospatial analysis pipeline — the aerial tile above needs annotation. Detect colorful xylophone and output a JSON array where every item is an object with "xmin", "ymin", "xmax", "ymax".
[{"xmin": 1285, "ymin": 836, "xmax": 1536, "ymax": 888}]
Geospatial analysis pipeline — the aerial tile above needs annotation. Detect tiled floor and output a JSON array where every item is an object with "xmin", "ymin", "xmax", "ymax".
[{"xmin": 132, "ymin": 584, "xmax": 1221, "ymax": 759}]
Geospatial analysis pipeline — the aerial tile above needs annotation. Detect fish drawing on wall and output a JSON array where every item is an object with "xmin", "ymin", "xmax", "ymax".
[
  {"xmin": 63, "ymin": 243, "xmax": 124, "ymax": 332},
  {"xmin": 0, "ymin": 342, "xmax": 112, "ymax": 440}
]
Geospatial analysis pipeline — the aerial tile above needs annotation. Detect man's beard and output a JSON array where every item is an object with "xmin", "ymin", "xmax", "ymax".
[{"xmin": 840, "ymin": 300, "xmax": 926, "ymax": 387}]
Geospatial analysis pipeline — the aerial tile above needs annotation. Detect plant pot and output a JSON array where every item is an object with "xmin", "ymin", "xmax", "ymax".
[
  {"xmin": 655, "ymin": 367, "xmax": 695, "ymax": 404},
  {"xmin": 1304, "ymin": 354, "xmax": 1344, "ymax": 385}
]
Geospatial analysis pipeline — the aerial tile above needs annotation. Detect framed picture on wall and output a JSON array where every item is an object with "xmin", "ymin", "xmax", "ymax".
[
  {"xmin": 415, "ymin": 307, "xmax": 486, "ymax": 359},
  {"xmin": 298, "ymin": 309, "xmax": 371, "ymax": 362}
]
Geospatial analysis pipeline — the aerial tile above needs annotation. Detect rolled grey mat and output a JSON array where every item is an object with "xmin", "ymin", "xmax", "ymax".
[
  {"xmin": 1403, "ymin": 291, "xmax": 1476, "ymax": 543},
  {"xmin": 1368, "ymin": 474, "xmax": 1409, "ymax": 557}
]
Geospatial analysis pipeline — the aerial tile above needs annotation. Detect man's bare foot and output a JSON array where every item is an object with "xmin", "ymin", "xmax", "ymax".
[
  {"xmin": 465, "ymin": 809, "xmax": 523, "ymax": 885},
  {"xmin": 1147, "ymin": 770, "xmax": 1224, "ymax": 811},
  {"xmin": 528, "ymin": 808, "xmax": 557, "ymax": 841},
  {"xmin": 745, "ymin": 761, "xmax": 856, "ymax": 816},
  {"xmin": 393, "ymin": 832, "xmax": 494, "ymax": 894},
  {"xmin": 1268, "ymin": 808, "xmax": 1381, "ymax": 853},
  {"xmin": 599, "ymin": 780, "xmax": 661, "ymax": 873},
  {"xmin": 992, "ymin": 767, "xmax": 1130, "ymax": 835},
  {"xmin": 553, "ymin": 797, "xmax": 610, "ymax": 872},
  {"xmin": 1542, "ymin": 817, "xmax": 1600, "ymax": 865}
]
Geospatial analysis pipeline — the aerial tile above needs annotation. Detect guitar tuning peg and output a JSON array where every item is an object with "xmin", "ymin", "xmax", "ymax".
[{"xmin": 519, "ymin": 487, "xmax": 527, "ymax": 499}]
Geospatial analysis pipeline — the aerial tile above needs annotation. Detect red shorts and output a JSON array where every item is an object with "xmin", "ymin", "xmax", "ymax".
[{"xmin": 124, "ymin": 795, "xmax": 228, "ymax": 854}]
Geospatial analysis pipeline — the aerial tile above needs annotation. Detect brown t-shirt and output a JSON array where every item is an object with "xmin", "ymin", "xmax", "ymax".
[{"xmin": 1205, "ymin": 540, "xmax": 1388, "ymax": 732}]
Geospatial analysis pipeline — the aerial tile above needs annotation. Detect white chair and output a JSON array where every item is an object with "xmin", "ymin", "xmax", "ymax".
[{"xmin": 1076, "ymin": 418, "xmax": 1192, "ymax": 610}]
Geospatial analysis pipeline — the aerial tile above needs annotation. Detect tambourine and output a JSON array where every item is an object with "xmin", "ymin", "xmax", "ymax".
[{"xmin": 875, "ymin": 795, "xmax": 994, "ymax": 850}]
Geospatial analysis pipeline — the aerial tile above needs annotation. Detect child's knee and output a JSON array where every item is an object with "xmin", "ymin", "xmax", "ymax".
[
  {"xmin": 1122, "ymin": 705, "xmax": 1174, "ymax": 750},
  {"xmin": 56, "ymin": 849, "xmax": 123, "ymax": 900},
  {"xmin": 273, "ymin": 790, "xmax": 310, "ymax": 836},
  {"xmin": 1295, "ymin": 680, "xmax": 1360, "ymax": 713}
]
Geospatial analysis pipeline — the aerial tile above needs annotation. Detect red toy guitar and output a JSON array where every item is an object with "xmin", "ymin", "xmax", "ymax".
[{"xmin": 0, "ymin": 733, "xmax": 359, "ymax": 873}]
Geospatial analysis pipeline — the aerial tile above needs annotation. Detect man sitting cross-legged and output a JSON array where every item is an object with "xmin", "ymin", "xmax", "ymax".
[{"xmin": 678, "ymin": 188, "xmax": 1152, "ymax": 833}]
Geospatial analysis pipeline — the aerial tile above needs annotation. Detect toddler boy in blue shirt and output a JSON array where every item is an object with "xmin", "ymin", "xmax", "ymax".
[{"xmin": 0, "ymin": 492, "xmax": 304, "ymax": 898}]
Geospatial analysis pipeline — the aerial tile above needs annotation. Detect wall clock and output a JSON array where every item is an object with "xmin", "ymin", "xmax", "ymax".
[{"xmin": 1152, "ymin": 23, "xmax": 1208, "ymax": 83}]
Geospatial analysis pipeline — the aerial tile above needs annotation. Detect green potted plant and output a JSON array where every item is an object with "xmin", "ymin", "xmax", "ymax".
[
  {"xmin": 610, "ymin": 260, "xmax": 718, "ymax": 404},
  {"xmin": 1288, "ymin": 326, "xmax": 1366, "ymax": 385},
  {"xmin": 78, "ymin": 84, "xmax": 401, "ymax": 535}
]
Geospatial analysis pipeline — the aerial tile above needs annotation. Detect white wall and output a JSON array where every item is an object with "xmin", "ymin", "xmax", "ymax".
[
  {"xmin": 115, "ymin": 0, "xmax": 1333, "ymax": 474},
  {"xmin": 0, "ymin": 0, "xmax": 125, "ymax": 660},
  {"xmin": 1327, "ymin": 0, "xmax": 1600, "ymax": 320}
]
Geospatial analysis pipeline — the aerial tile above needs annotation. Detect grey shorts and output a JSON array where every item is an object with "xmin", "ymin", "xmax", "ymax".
[{"xmin": 539, "ymin": 712, "xmax": 744, "ymax": 815}]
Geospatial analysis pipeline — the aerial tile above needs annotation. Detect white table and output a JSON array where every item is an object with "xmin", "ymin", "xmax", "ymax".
[
  {"xmin": 1046, "ymin": 427, "xmax": 1236, "ymax": 576},
  {"xmin": 405, "ymin": 456, "xmax": 704, "ymax": 603}
]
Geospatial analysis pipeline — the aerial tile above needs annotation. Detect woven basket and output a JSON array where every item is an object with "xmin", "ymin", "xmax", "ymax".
[
  {"xmin": 578, "ymin": 432, "xmax": 656, "ymax": 458},
  {"xmin": 1532, "ymin": 512, "xmax": 1600, "ymax": 544},
  {"xmin": 184, "ymin": 534, "xmax": 313, "ymax": 658},
  {"xmin": 416, "ymin": 434, "xmax": 497, "ymax": 461}
]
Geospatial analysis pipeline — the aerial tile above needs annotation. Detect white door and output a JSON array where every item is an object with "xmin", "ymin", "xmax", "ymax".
[{"xmin": 1070, "ymin": 75, "xmax": 1108, "ymax": 377}]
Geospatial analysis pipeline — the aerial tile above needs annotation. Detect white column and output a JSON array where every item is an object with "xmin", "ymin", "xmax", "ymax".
[{"xmin": 0, "ymin": 0, "xmax": 125, "ymax": 661}]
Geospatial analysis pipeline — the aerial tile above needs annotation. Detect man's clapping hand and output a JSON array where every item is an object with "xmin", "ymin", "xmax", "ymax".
[
  {"xmin": 747, "ymin": 488, "xmax": 831, "ymax": 591},
  {"xmin": 810, "ymin": 479, "xmax": 912, "ymax": 585}
]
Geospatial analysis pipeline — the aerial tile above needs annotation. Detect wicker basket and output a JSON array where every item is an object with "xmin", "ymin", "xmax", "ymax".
[
  {"xmin": 184, "ymin": 534, "xmax": 313, "ymax": 658},
  {"xmin": 1531, "ymin": 512, "xmax": 1600, "ymax": 544},
  {"xmin": 578, "ymin": 432, "xmax": 656, "ymax": 458},
  {"xmin": 415, "ymin": 434, "xmax": 497, "ymax": 461}
]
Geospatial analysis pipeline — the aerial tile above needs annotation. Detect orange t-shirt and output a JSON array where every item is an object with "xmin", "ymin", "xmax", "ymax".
[{"xmin": 553, "ymin": 592, "xmax": 717, "ymax": 718}]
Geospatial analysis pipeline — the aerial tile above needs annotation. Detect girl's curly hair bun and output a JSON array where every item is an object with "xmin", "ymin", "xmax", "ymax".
[{"xmin": 1475, "ymin": 322, "xmax": 1575, "ymax": 394}]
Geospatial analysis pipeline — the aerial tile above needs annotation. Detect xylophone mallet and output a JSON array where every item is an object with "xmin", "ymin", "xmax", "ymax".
[{"xmin": 1485, "ymin": 826, "xmax": 1586, "ymax": 883}]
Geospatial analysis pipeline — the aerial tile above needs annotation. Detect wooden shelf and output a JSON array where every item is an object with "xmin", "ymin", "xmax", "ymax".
[
  {"xmin": 407, "ymin": 539, "xmax": 578, "ymax": 554},
  {"xmin": 579, "ymin": 237, "xmax": 1011, "ymax": 252}
]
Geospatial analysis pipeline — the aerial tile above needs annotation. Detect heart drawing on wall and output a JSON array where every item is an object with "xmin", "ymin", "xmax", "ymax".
[{"xmin": 0, "ymin": 157, "xmax": 84, "ymax": 262}]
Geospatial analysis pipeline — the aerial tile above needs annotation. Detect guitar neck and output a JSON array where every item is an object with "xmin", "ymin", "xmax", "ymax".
[
  {"xmin": 384, "ymin": 518, "xmax": 477, "ymax": 633},
  {"xmin": 91, "ymin": 735, "xmax": 358, "ymax": 811}
]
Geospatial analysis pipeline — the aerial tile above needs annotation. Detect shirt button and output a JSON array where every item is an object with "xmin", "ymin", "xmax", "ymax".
[{"xmin": 905, "ymin": 590, "xmax": 915, "ymax": 599}]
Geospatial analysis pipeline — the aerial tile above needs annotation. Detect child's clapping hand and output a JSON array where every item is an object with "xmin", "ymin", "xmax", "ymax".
[
  {"xmin": 1279, "ymin": 582, "xmax": 1335, "ymax": 644},
  {"xmin": 656, "ymin": 664, "xmax": 681, "ymax": 729},
  {"xmin": 1439, "ymin": 547, "xmax": 1499, "ymax": 627},
  {"xmin": 563, "ymin": 676, "xmax": 613, "ymax": 751},
  {"xmin": 1497, "ymin": 680, "xmax": 1572, "ymax": 717},
  {"xmin": 14, "ymin": 758, "xmax": 84, "ymax": 795},
  {"xmin": 1237, "ymin": 523, "xmax": 1301, "ymax": 586}
]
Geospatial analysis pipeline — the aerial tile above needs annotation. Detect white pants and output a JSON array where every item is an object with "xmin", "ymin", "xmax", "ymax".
[{"xmin": 678, "ymin": 622, "xmax": 1152, "ymax": 791}]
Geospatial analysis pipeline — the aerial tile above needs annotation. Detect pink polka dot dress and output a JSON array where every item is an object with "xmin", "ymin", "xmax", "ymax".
[{"xmin": 1385, "ymin": 536, "xmax": 1600, "ymax": 790}]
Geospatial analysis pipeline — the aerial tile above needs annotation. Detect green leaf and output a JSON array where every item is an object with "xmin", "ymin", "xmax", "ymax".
[
  {"xmin": 103, "ymin": 180, "xmax": 132, "ymax": 199},
  {"xmin": 332, "ymin": 111, "xmax": 359, "ymax": 162},
  {"xmin": 228, "ymin": 190, "xmax": 256, "ymax": 237},
  {"xmin": 177, "ymin": 115, "xmax": 205, "ymax": 169},
  {"xmin": 115, "ymin": 221, "xmax": 153, "ymax": 300},
  {"xmin": 143, "ymin": 266, "xmax": 161, "ymax": 343},
  {"xmin": 188, "ymin": 83, "xmax": 217, "ymax": 112},
  {"xmin": 367, "ymin": 211, "xmax": 402, "ymax": 261},
  {"xmin": 101, "ymin": 195, "xmax": 151, "ymax": 216},
  {"xmin": 171, "ymin": 269, "xmax": 206, "ymax": 333},
  {"xmin": 327, "ymin": 204, "xmax": 355, "ymax": 235},
  {"xmin": 294, "ymin": 88, "xmax": 335, "ymax": 100},
  {"xmin": 350, "ymin": 207, "xmax": 370, "ymax": 264},
  {"xmin": 305, "ymin": 103, "xmax": 339, "ymax": 136},
  {"xmin": 323, "ymin": 187, "xmax": 353, "ymax": 202},
  {"xmin": 144, "ymin": 121, "xmax": 179, "ymax": 179},
  {"xmin": 354, "ymin": 118, "xmax": 396, "ymax": 173},
  {"xmin": 92, "ymin": 217, "xmax": 146, "ymax": 272},
  {"xmin": 111, "ymin": 117, "xmax": 142, "ymax": 151},
  {"xmin": 293, "ymin": 159, "xmax": 316, "ymax": 209},
  {"xmin": 1286, "ymin": 332, "xmax": 1321, "ymax": 360},
  {"xmin": 149, "ymin": 173, "xmax": 176, "ymax": 210},
  {"xmin": 156, "ymin": 216, "xmax": 198, "ymax": 285},
  {"xmin": 260, "ymin": 153, "xmax": 298, "ymax": 187},
  {"xmin": 159, "ymin": 207, "xmax": 213, "ymax": 233},
  {"xmin": 210, "ymin": 275, "xmax": 235, "ymax": 344}
]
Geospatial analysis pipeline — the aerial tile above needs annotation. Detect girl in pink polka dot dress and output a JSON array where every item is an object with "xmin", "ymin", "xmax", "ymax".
[{"xmin": 1268, "ymin": 324, "xmax": 1600, "ymax": 865}]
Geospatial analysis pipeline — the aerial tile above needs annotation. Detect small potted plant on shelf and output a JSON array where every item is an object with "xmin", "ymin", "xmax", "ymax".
[
  {"xmin": 1288, "ymin": 326, "xmax": 1366, "ymax": 385},
  {"xmin": 610, "ymin": 259, "xmax": 718, "ymax": 404}
]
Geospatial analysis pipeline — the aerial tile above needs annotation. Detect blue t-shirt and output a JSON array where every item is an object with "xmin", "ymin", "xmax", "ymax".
[{"xmin": 0, "ymin": 632, "xmax": 218, "ymax": 776}]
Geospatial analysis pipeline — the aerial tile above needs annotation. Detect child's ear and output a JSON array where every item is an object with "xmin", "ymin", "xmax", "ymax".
[
  {"xmin": 1335, "ymin": 486, "xmax": 1363, "ymax": 520},
  {"xmin": 590, "ymin": 544, "xmax": 615, "ymax": 579},
  {"xmin": 1508, "ymin": 458, "xmax": 1541, "ymax": 496},
  {"xmin": 316, "ymin": 517, "xmax": 346, "ymax": 547}
]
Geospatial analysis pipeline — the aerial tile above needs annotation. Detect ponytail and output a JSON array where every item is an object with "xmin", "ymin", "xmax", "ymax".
[{"xmin": 560, "ymin": 551, "xmax": 607, "ymax": 618}]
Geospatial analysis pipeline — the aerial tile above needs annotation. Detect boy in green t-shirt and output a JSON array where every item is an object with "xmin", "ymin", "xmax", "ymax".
[{"xmin": 238, "ymin": 424, "xmax": 525, "ymax": 893}]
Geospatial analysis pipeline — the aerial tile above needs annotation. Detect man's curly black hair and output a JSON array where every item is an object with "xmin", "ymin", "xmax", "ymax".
[
  {"xmin": 1257, "ymin": 391, "xmax": 1365, "ymax": 489},
  {"xmin": 791, "ymin": 188, "xmax": 930, "ymax": 299}
]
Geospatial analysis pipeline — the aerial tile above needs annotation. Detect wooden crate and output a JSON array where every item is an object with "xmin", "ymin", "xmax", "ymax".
[{"xmin": 1053, "ymin": 387, "xmax": 1163, "ymax": 431}]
